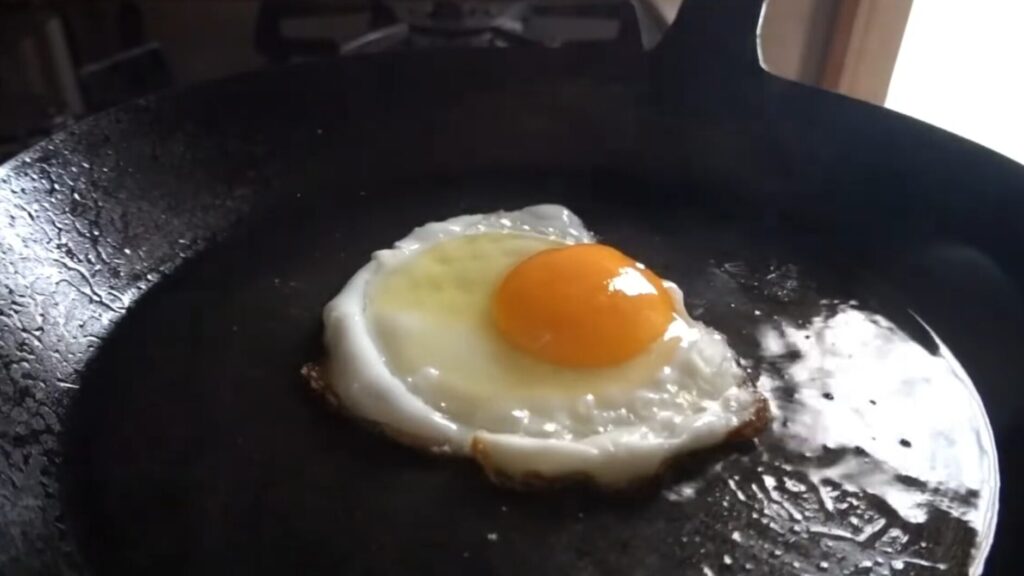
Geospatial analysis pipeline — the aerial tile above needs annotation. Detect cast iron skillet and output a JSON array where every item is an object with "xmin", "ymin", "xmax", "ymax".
[{"xmin": 1, "ymin": 0, "xmax": 1022, "ymax": 574}]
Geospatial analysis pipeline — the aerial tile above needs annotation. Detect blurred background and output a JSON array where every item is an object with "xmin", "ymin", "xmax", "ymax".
[{"xmin": 0, "ymin": 0, "xmax": 1021, "ymax": 165}]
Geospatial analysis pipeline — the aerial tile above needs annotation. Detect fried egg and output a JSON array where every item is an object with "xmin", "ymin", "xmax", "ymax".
[{"xmin": 320, "ymin": 205, "xmax": 766, "ymax": 487}]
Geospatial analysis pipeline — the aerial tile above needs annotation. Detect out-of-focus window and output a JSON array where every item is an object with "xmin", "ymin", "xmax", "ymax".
[{"xmin": 886, "ymin": 1, "xmax": 1024, "ymax": 165}]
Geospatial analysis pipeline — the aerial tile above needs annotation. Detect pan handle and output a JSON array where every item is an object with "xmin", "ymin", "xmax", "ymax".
[{"xmin": 649, "ymin": 0, "xmax": 767, "ymax": 85}]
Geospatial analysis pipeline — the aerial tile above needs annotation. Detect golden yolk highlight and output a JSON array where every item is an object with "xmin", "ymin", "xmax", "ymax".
[{"xmin": 492, "ymin": 244, "xmax": 675, "ymax": 368}]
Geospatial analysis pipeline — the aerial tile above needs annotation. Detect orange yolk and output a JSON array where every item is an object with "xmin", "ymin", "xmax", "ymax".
[{"xmin": 492, "ymin": 244, "xmax": 675, "ymax": 368}]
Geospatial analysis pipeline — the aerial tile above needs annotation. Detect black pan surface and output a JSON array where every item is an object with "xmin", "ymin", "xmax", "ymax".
[
  {"xmin": 1, "ymin": 1, "xmax": 1023, "ymax": 574},
  {"xmin": 65, "ymin": 177, "xmax": 998, "ymax": 575}
]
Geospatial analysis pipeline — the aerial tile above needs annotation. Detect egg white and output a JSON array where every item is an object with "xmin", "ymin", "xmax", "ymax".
[{"xmin": 322, "ymin": 205, "xmax": 763, "ymax": 487}]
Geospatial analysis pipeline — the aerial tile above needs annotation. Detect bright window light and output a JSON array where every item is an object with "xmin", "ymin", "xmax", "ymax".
[{"xmin": 886, "ymin": 1, "xmax": 1024, "ymax": 165}]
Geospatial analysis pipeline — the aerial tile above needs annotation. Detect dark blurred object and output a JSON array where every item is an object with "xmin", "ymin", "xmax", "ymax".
[
  {"xmin": 78, "ymin": 43, "xmax": 171, "ymax": 112},
  {"xmin": 0, "ymin": 1, "xmax": 171, "ymax": 161},
  {"xmin": 0, "ymin": 0, "xmax": 644, "ymax": 162},
  {"xmin": 255, "ymin": 0, "xmax": 638, "ymax": 61},
  {"xmin": 0, "ymin": 7, "xmax": 77, "ymax": 161},
  {"xmin": 77, "ymin": 1, "xmax": 172, "ymax": 112},
  {"xmin": 0, "ymin": 0, "xmax": 900, "ymax": 164}
]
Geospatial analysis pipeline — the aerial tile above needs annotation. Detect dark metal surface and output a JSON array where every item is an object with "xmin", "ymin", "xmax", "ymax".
[
  {"xmin": 62, "ymin": 180, "xmax": 997, "ymax": 575},
  {"xmin": 0, "ymin": 0, "xmax": 1022, "ymax": 574}
]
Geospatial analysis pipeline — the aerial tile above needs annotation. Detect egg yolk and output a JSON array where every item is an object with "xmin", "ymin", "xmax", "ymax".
[{"xmin": 492, "ymin": 244, "xmax": 675, "ymax": 368}]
